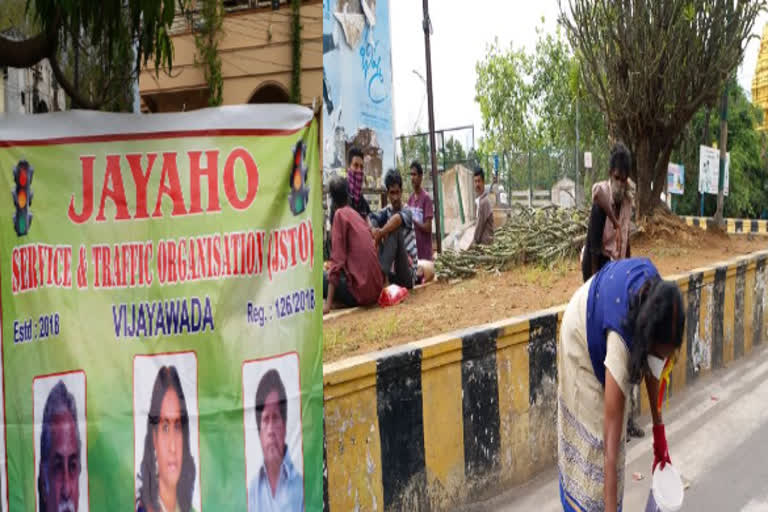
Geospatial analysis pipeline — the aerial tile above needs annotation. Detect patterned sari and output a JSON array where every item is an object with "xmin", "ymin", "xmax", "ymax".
[{"xmin": 557, "ymin": 259, "xmax": 659, "ymax": 511}]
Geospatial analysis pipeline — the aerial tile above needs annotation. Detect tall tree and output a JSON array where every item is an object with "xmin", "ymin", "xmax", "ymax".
[
  {"xmin": 0, "ymin": 0, "xmax": 185, "ymax": 109},
  {"xmin": 399, "ymin": 133, "xmax": 430, "ymax": 170},
  {"xmin": 443, "ymin": 137, "xmax": 467, "ymax": 167},
  {"xmin": 398, "ymin": 132, "xmax": 431, "ymax": 192},
  {"xmin": 475, "ymin": 23, "xmax": 607, "ymax": 197},
  {"xmin": 475, "ymin": 39, "xmax": 536, "ymax": 156},
  {"xmin": 530, "ymin": 25, "xmax": 576, "ymax": 149},
  {"xmin": 560, "ymin": 0, "xmax": 766, "ymax": 218}
]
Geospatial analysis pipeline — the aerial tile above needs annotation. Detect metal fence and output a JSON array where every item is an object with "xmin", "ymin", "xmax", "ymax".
[
  {"xmin": 395, "ymin": 125, "xmax": 612, "ymax": 208},
  {"xmin": 322, "ymin": 126, "xmax": 613, "ymax": 259},
  {"xmin": 488, "ymin": 145, "xmax": 612, "ymax": 207},
  {"xmin": 395, "ymin": 126, "xmax": 477, "ymax": 194}
]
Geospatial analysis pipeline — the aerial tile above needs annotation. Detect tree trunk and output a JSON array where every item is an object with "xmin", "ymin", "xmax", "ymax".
[
  {"xmin": 635, "ymin": 136, "xmax": 673, "ymax": 220},
  {"xmin": 651, "ymin": 143, "xmax": 674, "ymax": 212},
  {"xmin": 635, "ymin": 138, "xmax": 654, "ymax": 219},
  {"xmin": 704, "ymin": 107, "xmax": 712, "ymax": 145}
]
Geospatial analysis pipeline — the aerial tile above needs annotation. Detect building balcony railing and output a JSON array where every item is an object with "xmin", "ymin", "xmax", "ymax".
[
  {"xmin": 170, "ymin": 0, "xmax": 297, "ymax": 35},
  {"xmin": 222, "ymin": 0, "xmax": 289, "ymax": 12}
]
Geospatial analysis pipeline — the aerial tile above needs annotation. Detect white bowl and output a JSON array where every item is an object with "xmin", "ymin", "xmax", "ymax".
[{"xmin": 652, "ymin": 463, "xmax": 684, "ymax": 512}]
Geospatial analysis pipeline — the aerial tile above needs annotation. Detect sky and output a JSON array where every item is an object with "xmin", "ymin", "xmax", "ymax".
[{"xmin": 390, "ymin": 0, "xmax": 768, "ymax": 143}]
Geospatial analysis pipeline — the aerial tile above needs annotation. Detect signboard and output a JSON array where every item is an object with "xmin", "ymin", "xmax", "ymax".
[
  {"xmin": 0, "ymin": 106, "xmax": 323, "ymax": 510},
  {"xmin": 584, "ymin": 151, "xmax": 592, "ymax": 169},
  {"xmin": 323, "ymin": 0, "xmax": 394, "ymax": 188},
  {"xmin": 698, "ymin": 145, "xmax": 729, "ymax": 196},
  {"xmin": 667, "ymin": 162, "xmax": 685, "ymax": 195}
]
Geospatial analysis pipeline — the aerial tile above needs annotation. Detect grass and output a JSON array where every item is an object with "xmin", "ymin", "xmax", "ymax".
[
  {"xmin": 324, "ymin": 313, "xmax": 403, "ymax": 362},
  {"xmin": 648, "ymin": 246, "xmax": 686, "ymax": 259},
  {"xmin": 368, "ymin": 314, "xmax": 402, "ymax": 344},
  {"xmin": 520, "ymin": 258, "xmax": 575, "ymax": 287},
  {"xmin": 323, "ymin": 323, "xmax": 351, "ymax": 353}
]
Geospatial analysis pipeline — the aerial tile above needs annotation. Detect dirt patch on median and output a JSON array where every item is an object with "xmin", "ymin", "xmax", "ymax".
[{"xmin": 323, "ymin": 231, "xmax": 766, "ymax": 363}]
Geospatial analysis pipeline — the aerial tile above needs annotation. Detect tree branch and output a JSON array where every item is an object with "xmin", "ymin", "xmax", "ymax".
[
  {"xmin": 49, "ymin": 52, "xmax": 98, "ymax": 110},
  {"xmin": 0, "ymin": 24, "xmax": 57, "ymax": 68}
]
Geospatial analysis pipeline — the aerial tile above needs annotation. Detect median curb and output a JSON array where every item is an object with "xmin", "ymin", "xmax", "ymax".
[{"xmin": 322, "ymin": 249, "xmax": 768, "ymax": 511}]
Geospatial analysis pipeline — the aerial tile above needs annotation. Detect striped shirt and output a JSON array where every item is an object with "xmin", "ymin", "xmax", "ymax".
[{"xmin": 370, "ymin": 205, "xmax": 419, "ymax": 284}]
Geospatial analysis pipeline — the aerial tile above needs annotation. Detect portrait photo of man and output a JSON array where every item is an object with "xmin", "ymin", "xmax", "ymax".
[
  {"xmin": 34, "ymin": 372, "xmax": 88, "ymax": 512},
  {"xmin": 243, "ymin": 354, "xmax": 304, "ymax": 512}
]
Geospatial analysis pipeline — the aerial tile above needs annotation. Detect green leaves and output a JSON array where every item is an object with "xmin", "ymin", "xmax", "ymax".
[
  {"xmin": 474, "ymin": 21, "xmax": 605, "ymax": 162},
  {"xmin": 682, "ymin": 3, "xmax": 696, "ymax": 22},
  {"xmin": 475, "ymin": 39, "xmax": 536, "ymax": 154},
  {"xmin": 194, "ymin": 0, "xmax": 224, "ymax": 107}
]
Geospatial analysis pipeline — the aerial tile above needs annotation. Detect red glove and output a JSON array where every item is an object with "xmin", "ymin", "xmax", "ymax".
[{"xmin": 652, "ymin": 423, "xmax": 671, "ymax": 473}]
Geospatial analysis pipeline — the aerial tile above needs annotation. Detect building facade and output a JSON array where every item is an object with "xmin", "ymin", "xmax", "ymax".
[
  {"xmin": 1, "ymin": 29, "xmax": 66, "ymax": 115},
  {"xmin": 139, "ymin": 0, "xmax": 321, "ymax": 112}
]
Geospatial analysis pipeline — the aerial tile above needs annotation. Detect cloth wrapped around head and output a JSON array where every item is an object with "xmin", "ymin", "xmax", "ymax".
[{"xmin": 347, "ymin": 168, "xmax": 363, "ymax": 203}]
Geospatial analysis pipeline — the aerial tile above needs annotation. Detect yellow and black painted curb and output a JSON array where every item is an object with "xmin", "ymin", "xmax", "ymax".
[
  {"xmin": 322, "ymin": 250, "xmax": 768, "ymax": 511},
  {"xmin": 682, "ymin": 216, "xmax": 768, "ymax": 234}
]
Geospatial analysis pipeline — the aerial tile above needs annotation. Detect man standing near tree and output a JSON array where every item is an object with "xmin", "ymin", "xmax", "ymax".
[
  {"xmin": 581, "ymin": 143, "xmax": 632, "ymax": 281},
  {"xmin": 581, "ymin": 142, "xmax": 644, "ymax": 440},
  {"xmin": 407, "ymin": 161, "xmax": 434, "ymax": 260}
]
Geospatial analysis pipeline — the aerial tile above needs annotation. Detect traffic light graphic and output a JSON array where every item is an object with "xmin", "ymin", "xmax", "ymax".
[
  {"xmin": 12, "ymin": 160, "xmax": 33, "ymax": 236},
  {"xmin": 289, "ymin": 141, "xmax": 309, "ymax": 216}
]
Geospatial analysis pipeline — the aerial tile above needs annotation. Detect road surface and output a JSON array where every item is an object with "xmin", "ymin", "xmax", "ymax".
[{"xmin": 460, "ymin": 344, "xmax": 768, "ymax": 512}]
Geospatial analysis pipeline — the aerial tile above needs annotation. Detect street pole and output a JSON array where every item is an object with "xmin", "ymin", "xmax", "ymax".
[
  {"xmin": 528, "ymin": 148, "xmax": 533, "ymax": 207},
  {"xmin": 700, "ymin": 106, "xmax": 711, "ymax": 218},
  {"xmin": 575, "ymin": 97, "xmax": 581, "ymax": 207},
  {"xmin": 422, "ymin": 0, "xmax": 442, "ymax": 253},
  {"xmin": 133, "ymin": 39, "xmax": 141, "ymax": 113},
  {"xmin": 73, "ymin": 26, "xmax": 79, "ymax": 108},
  {"xmin": 714, "ymin": 83, "xmax": 729, "ymax": 227}
]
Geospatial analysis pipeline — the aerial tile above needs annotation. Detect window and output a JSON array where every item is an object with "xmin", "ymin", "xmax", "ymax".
[{"xmin": 222, "ymin": 0, "xmax": 251, "ymax": 10}]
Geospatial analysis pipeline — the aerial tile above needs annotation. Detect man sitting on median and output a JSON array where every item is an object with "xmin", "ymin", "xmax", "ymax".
[
  {"xmin": 471, "ymin": 167, "xmax": 495, "ymax": 247},
  {"xmin": 323, "ymin": 176, "xmax": 383, "ymax": 315},
  {"xmin": 369, "ymin": 170, "xmax": 419, "ymax": 290},
  {"xmin": 328, "ymin": 146, "xmax": 371, "ymax": 232},
  {"xmin": 344, "ymin": 146, "xmax": 371, "ymax": 220}
]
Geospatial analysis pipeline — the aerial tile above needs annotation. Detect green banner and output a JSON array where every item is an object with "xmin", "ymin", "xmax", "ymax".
[{"xmin": 0, "ymin": 105, "xmax": 323, "ymax": 511}]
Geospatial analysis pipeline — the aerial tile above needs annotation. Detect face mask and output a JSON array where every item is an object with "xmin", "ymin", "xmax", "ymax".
[
  {"xmin": 609, "ymin": 178, "xmax": 625, "ymax": 204},
  {"xmin": 647, "ymin": 354, "xmax": 667, "ymax": 380},
  {"xmin": 347, "ymin": 168, "xmax": 363, "ymax": 202}
]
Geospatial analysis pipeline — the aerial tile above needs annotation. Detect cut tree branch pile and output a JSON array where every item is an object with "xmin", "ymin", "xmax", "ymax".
[{"xmin": 435, "ymin": 205, "xmax": 589, "ymax": 280}]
